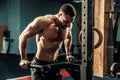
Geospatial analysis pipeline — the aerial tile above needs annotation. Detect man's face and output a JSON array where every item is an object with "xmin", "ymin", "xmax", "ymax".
[{"xmin": 59, "ymin": 12, "xmax": 75, "ymax": 27}]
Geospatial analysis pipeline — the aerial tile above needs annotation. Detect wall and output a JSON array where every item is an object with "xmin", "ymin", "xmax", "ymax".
[
  {"xmin": 0, "ymin": 0, "xmax": 8, "ymax": 25},
  {"xmin": 7, "ymin": 0, "xmax": 20, "ymax": 53},
  {"xmin": 0, "ymin": 0, "xmax": 8, "ymax": 52}
]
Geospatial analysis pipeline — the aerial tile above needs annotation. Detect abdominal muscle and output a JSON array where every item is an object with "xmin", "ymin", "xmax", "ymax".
[{"xmin": 35, "ymin": 38, "xmax": 62, "ymax": 62}]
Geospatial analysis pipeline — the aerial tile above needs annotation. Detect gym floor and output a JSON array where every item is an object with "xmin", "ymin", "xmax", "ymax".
[
  {"xmin": 0, "ymin": 53, "xmax": 120, "ymax": 80},
  {"xmin": 0, "ymin": 54, "xmax": 30, "ymax": 80},
  {"xmin": 0, "ymin": 53, "xmax": 76, "ymax": 80}
]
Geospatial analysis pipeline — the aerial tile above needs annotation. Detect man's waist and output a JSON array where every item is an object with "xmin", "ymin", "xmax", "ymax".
[
  {"xmin": 35, "ymin": 52, "xmax": 58, "ymax": 62},
  {"xmin": 32, "ymin": 57, "xmax": 57, "ymax": 65}
]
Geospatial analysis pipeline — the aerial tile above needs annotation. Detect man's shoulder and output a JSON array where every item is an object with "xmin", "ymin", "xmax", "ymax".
[
  {"xmin": 45, "ymin": 14, "xmax": 55, "ymax": 17},
  {"xmin": 45, "ymin": 14, "xmax": 57, "ymax": 20},
  {"xmin": 34, "ymin": 15, "xmax": 52, "ymax": 22},
  {"xmin": 36, "ymin": 15, "xmax": 55, "ymax": 20}
]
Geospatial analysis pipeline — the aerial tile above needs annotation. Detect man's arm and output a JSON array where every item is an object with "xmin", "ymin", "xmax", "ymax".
[
  {"xmin": 64, "ymin": 30, "xmax": 72, "ymax": 55},
  {"xmin": 19, "ymin": 19, "xmax": 40, "ymax": 60},
  {"xmin": 18, "ymin": 21, "xmax": 40, "ymax": 69},
  {"xmin": 19, "ymin": 23, "xmax": 34, "ymax": 60},
  {"xmin": 19, "ymin": 16, "xmax": 50, "ymax": 69},
  {"xmin": 64, "ymin": 26, "xmax": 74, "ymax": 61}
]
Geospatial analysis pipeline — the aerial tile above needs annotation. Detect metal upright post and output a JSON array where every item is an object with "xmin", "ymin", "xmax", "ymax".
[{"xmin": 81, "ymin": 0, "xmax": 93, "ymax": 80}]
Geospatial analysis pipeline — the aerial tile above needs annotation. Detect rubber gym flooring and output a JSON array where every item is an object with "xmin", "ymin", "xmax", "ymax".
[
  {"xmin": 0, "ymin": 53, "xmax": 120, "ymax": 80},
  {"xmin": 0, "ymin": 54, "xmax": 30, "ymax": 80},
  {"xmin": 0, "ymin": 53, "xmax": 76, "ymax": 80}
]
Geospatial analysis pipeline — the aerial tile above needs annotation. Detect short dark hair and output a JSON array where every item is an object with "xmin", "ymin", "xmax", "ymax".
[{"xmin": 59, "ymin": 3, "xmax": 76, "ymax": 17}]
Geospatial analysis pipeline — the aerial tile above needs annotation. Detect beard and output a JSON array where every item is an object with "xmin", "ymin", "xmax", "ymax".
[{"xmin": 54, "ymin": 19, "xmax": 67, "ymax": 29}]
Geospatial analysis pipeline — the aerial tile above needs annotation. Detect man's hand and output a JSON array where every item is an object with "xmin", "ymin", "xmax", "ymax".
[
  {"xmin": 66, "ymin": 54, "xmax": 75, "ymax": 62},
  {"xmin": 19, "ymin": 59, "xmax": 31, "ymax": 69}
]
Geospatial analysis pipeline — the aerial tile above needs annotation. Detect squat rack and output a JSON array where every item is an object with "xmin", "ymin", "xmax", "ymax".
[{"xmin": 80, "ymin": 0, "xmax": 94, "ymax": 80}]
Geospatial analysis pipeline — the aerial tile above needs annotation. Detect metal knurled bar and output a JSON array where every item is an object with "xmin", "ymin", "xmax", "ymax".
[{"xmin": 81, "ymin": 0, "xmax": 93, "ymax": 80}]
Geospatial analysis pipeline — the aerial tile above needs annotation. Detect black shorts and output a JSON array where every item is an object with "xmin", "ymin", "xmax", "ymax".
[{"xmin": 30, "ymin": 57, "xmax": 62, "ymax": 80}]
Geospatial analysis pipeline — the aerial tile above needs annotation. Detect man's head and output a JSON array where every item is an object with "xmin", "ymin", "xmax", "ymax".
[
  {"xmin": 59, "ymin": 3, "xmax": 76, "ymax": 17},
  {"xmin": 58, "ymin": 4, "xmax": 76, "ymax": 26}
]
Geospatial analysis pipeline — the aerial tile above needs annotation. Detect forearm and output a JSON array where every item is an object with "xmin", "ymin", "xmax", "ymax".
[
  {"xmin": 64, "ymin": 38, "xmax": 75, "ymax": 61},
  {"xmin": 19, "ymin": 36, "xmax": 28, "ymax": 60},
  {"xmin": 64, "ymin": 38, "xmax": 72, "ymax": 55}
]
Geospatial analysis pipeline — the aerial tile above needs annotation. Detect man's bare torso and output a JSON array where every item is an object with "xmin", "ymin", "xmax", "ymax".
[{"xmin": 35, "ymin": 15, "xmax": 70, "ymax": 62}]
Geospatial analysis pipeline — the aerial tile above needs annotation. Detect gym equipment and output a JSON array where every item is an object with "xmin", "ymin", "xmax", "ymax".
[
  {"xmin": 29, "ymin": 59, "xmax": 81, "ymax": 79},
  {"xmin": 107, "ymin": 12, "xmax": 114, "ymax": 75},
  {"xmin": 78, "ymin": 27, "xmax": 103, "ymax": 49},
  {"xmin": 1, "ymin": 31, "xmax": 10, "ymax": 54},
  {"xmin": 113, "ymin": 13, "xmax": 120, "ymax": 62},
  {"xmin": 110, "ymin": 62, "xmax": 120, "ymax": 78},
  {"xmin": 80, "ymin": 0, "xmax": 94, "ymax": 80},
  {"xmin": 29, "ymin": 59, "xmax": 81, "ymax": 68},
  {"xmin": 110, "ymin": 13, "xmax": 120, "ymax": 77}
]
